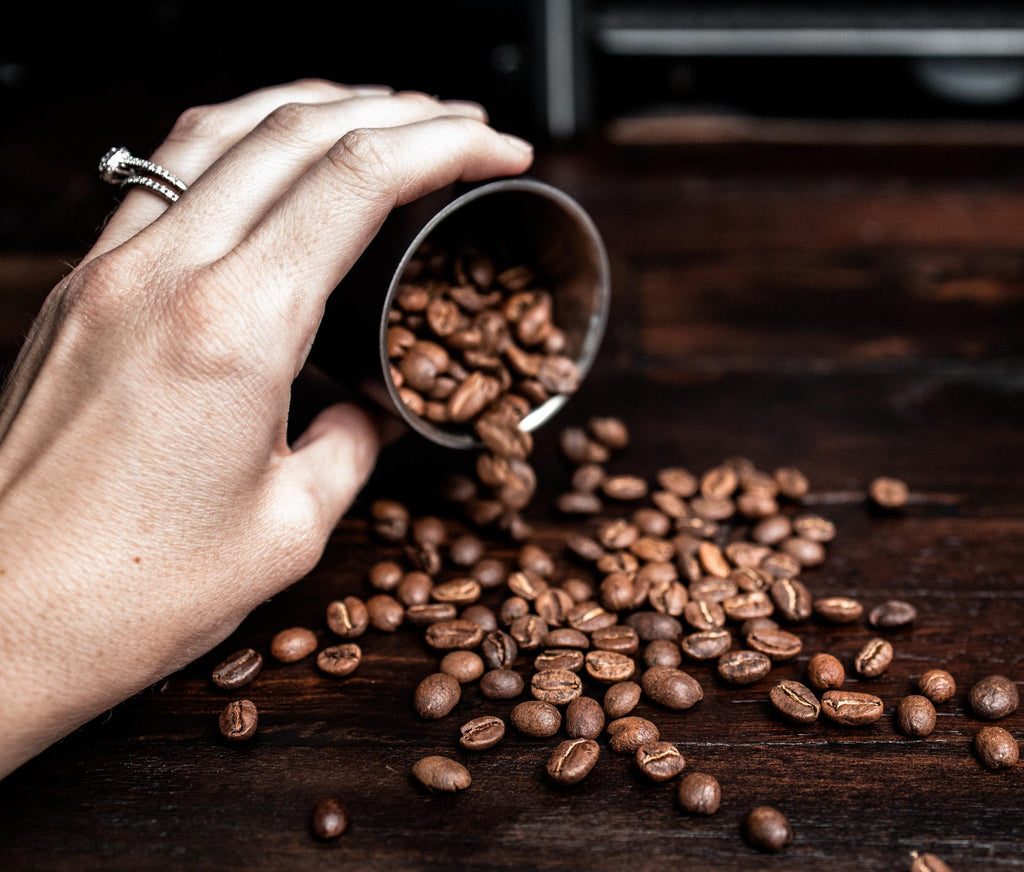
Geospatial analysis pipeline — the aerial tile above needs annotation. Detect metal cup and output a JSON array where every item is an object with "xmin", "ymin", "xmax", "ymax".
[{"xmin": 309, "ymin": 177, "xmax": 610, "ymax": 449}]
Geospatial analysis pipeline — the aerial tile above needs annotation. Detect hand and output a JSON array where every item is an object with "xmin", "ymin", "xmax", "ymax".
[{"xmin": 0, "ymin": 79, "xmax": 534, "ymax": 778}]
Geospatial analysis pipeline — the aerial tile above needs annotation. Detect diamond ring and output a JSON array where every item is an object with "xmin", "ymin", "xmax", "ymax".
[{"xmin": 98, "ymin": 146, "xmax": 188, "ymax": 204}]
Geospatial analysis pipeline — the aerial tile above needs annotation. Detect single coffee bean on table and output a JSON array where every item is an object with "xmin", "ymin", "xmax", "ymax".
[
  {"xmin": 896, "ymin": 695, "xmax": 937, "ymax": 738},
  {"xmin": 869, "ymin": 475, "xmax": 909, "ymax": 508},
  {"xmin": 219, "ymin": 699, "xmax": 258, "ymax": 742},
  {"xmin": 479, "ymin": 668, "xmax": 525, "ymax": 700},
  {"xmin": 310, "ymin": 797, "xmax": 350, "ymax": 840},
  {"xmin": 511, "ymin": 700, "xmax": 563, "ymax": 737},
  {"xmin": 717, "ymin": 650, "xmax": 772, "ymax": 686},
  {"xmin": 531, "ymin": 668, "xmax": 583, "ymax": 705},
  {"xmin": 459, "ymin": 715, "xmax": 506, "ymax": 751},
  {"xmin": 440, "ymin": 650, "xmax": 486, "ymax": 683},
  {"xmin": 968, "ymin": 674, "xmax": 1020, "ymax": 720},
  {"xmin": 745, "ymin": 805, "xmax": 793, "ymax": 853},
  {"xmin": 677, "ymin": 772, "xmax": 721, "ymax": 815},
  {"xmin": 806, "ymin": 652, "xmax": 845, "ymax": 691},
  {"xmin": 211, "ymin": 648, "xmax": 263, "ymax": 690},
  {"xmin": 412, "ymin": 756, "xmax": 472, "ymax": 792},
  {"xmin": 603, "ymin": 681, "xmax": 642, "ymax": 718},
  {"xmin": 821, "ymin": 690, "xmax": 885, "ymax": 725},
  {"xmin": 973, "ymin": 725, "xmax": 1020, "ymax": 770},
  {"xmin": 868, "ymin": 599, "xmax": 917, "ymax": 629},
  {"xmin": 854, "ymin": 637, "xmax": 894, "ymax": 678},
  {"xmin": 606, "ymin": 716, "xmax": 660, "ymax": 754},
  {"xmin": 414, "ymin": 672, "xmax": 461, "ymax": 719},
  {"xmin": 546, "ymin": 738, "xmax": 601, "ymax": 785},
  {"xmin": 270, "ymin": 627, "xmax": 318, "ymax": 663},
  {"xmin": 635, "ymin": 741, "xmax": 686, "ymax": 782},
  {"xmin": 316, "ymin": 643, "xmax": 362, "ymax": 678},
  {"xmin": 770, "ymin": 680, "xmax": 821, "ymax": 725},
  {"xmin": 917, "ymin": 668, "xmax": 956, "ymax": 704},
  {"xmin": 565, "ymin": 696, "xmax": 605, "ymax": 739},
  {"xmin": 641, "ymin": 665, "xmax": 704, "ymax": 709}
]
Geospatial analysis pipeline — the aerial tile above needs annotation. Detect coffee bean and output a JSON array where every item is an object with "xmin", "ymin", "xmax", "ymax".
[
  {"xmin": 917, "ymin": 669, "xmax": 956, "ymax": 704},
  {"xmin": 424, "ymin": 619, "xmax": 485, "ymax": 651},
  {"xmin": 511, "ymin": 700, "xmax": 562, "ymax": 737},
  {"xmin": 565, "ymin": 696, "xmax": 605, "ymax": 740},
  {"xmin": 590, "ymin": 625, "xmax": 640, "ymax": 655},
  {"xmin": 774, "ymin": 466, "xmax": 810, "ymax": 500},
  {"xmin": 751, "ymin": 514, "xmax": 792, "ymax": 546},
  {"xmin": 440, "ymin": 650, "xmax": 485, "ymax": 683},
  {"xmin": 770, "ymin": 680, "xmax": 821, "ymax": 724},
  {"xmin": 479, "ymin": 668, "xmax": 525, "ymax": 700},
  {"xmin": 460, "ymin": 604, "xmax": 498, "ymax": 633},
  {"xmin": 677, "ymin": 772, "xmax": 721, "ymax": 815},
  {"xmin": 973, "ymin": 725, "xmax": 1020, "ymax": 770},
  {"xmin": 641, "ymin": 665, "xmax": 704, "ymax": 709},
  {"xmin": 897, "ymin": 695, "xmax": 936, "ymax": 738},
  {"xmin": 601, "ymin": 474, "xmax": 648, "ymax": 501},
  {"xmin": 219, "ymin": 699, "xmax": 258, "ymax": 741},
  {"xmin": 405, "ymin": 603, "xmax": 458, "ymax": 626},
  {"xmin": 585, "ymin": 650, "xmax": 637, "ymax": 684},
  {"xmin": 396, "ymin": 572, "xmax": 433, "ymax": 608},
  {"xmin": 316, "ymin": 643, "xmax": 362, "ymax": 678},
  {"xmin": 910, "ymin": 852, "xmax": 954, "ymax": 872},
  {"xmin": 641, "ymin": 639, "xmax": 680, "ymax": 669},
  {"xmin": 806, "ymin": 652, "xmax": 845, "ymax": 691},
  {"xmin": 606, "ymin": 716, "xmax": 660, "ymax": 754},
  {"xmin": 869, "ymin": 476, "xmax": 909, "ymax": 508},
  {"xmin": 557, "ymin": 491, "xmax": 604, "ymax": 515},
  {"xmin": 310, "ymin": 797, "xmax": 349, "ymax": 839},
  {"xmin": 722, "ymin": 591, "xmax": 773, "ymax": 622},
  {"xmin": 212, "ymin": 648, "xmax": 263, "ymax": 690},
  {"xmin": 587, "ymin": 416, "xmax": 630, "ymax": 450},
  {"xmin": 688, "ymin": 577, "xmax": 737, "ymax": 603},
  {"xmin": 717, "ymin": 650, "xmax": 772, "ymax": 685},
  {"xmin": 534, "ymin": 648, "xmax": 585, "ymax": 673},
  {"xmin": 568, "ymin": 602, "xmax": 618, "ymax": 633},
  {"xmin": 854, "ymin": 637, "xmax": 894, "ymax": 678},
  {"xmin": 269, "ymin": 627, "xmax": 318, "ymax": 663},
  {"xmin": 792, "ymin": 512, "xmax": 835, "ymax": 542},
  {"xmin": 414, "ymin": 672, "xmax": 461, "ymax": 719},
  {"xmin": 968, "ymin": 674, "xmax": 1020, "ymax": 720},
  {"xmin": 681, "ymin": 629, "xmax": 732, "ymax": 661},
  {"xmin": 535, "ymin": 587, "xmax": 574, "ymax": 626},
  {"xmin": 698, "ymin": 541, "xmax": 731, "ymax": 578},
  {"xmin": 739, "ymin": 616, "xmax": 778, "ymax": 640},
  {"xmin": 684, "ymin": 599, "xmax": 726, "ymax": 631},
  {"xmin": 780, "ymin": 536, "xmax": 826, "ymax": 568},
  {"xmin": 498, "ymin": 596, "xmax": 530, "ymax": 626},
  {"xmin": 745, "ymin": 805, "xmax": 793, "ymax": 853},
  {"xmin": 868, "ymin": 599, "xmax": 917, "ymax": 629},
  {"xmin": 369, "ymin": 499, "xmax": 409, "ymax": 542},
  {"xmin": 544, "ymin": 628, "xmax": 591, "ymax": 649},
  {"xmin": 813, "ymin": 596, "xmax": 864, "ymax": 624},
  {"xmin": 509, "ymin": 614, "xmax": 549, "ymax": 650},
  {"xmin": 531, "ymin": 668, "xmax": 583, "ymax": 705},
  {"xmin": 635, "ymin": 741, "xmax": 686, "ymax": 782},
  {"xmin": 326, "ymin": 596, "xmax": 369, "ymax": 639},
  {"xmin": 547, "ymin": 738, "xmax": 601, "ymax": 785},
  {"xmin": 459, "ymin": 715, "xmax": 506, "ymax": 751},
  {"xmin": 632, "ymin": 507, "xmax": 672, "ymax": 538},
  {"xmin": 412, "ymin": 755, "xmax": 472, "ymax": 792},
  {"xmin": 366, "ymin": 594, "xmax": 405, "ymax": 632},
  {"xmin": 368, "ymin": 560, "xmax": 404, "ymax": 591},
  {"xmin": 821, "ymin": 690, "xmax": 884, "ymax": 725},
  {"xmin": 603, "ymin": 681, "xmax": 642, "ymax": 718},
  {"xmin": 746, "ymin": 627, "xmax": 802, "ymax": 661},
  {"xmin": 769, "ymin": 578, "xmax": 813, "ymax": 622}
]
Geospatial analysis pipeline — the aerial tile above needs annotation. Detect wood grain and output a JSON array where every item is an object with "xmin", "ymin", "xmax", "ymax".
[{"xmin": 1, "ymin": 138, "xmax": 1022, "ymax": 871}]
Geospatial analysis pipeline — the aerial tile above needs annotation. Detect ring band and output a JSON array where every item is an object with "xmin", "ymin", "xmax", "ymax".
[{"xmin": 98, "ymin": 146, "xmax": 188, "ymax": 204}]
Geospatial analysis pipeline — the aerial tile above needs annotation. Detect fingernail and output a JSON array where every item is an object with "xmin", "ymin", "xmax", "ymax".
[{"xmin": 500, "ymin": 132, "xmax": 534, "ymax": 153}]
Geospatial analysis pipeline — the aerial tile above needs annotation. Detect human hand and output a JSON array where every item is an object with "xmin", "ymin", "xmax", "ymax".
[{"xmin": 0, "ymin": 79, "xmax": 534, "ymax": 777}]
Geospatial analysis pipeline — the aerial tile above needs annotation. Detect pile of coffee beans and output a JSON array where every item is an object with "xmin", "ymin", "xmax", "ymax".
[{"xmin": 203, "ymin": 240, "xmax": 1015, "ymax": 868}]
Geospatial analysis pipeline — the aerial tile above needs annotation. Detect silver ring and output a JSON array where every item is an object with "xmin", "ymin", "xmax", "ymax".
[{"xmin": 98, "ymin": 146, "xmax": 188, "ymax": 204}]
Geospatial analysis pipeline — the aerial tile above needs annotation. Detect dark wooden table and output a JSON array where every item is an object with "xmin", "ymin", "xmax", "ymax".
[{"xmin": 1, "ymin": 136, "xmax": 1022, "ymax": 871}]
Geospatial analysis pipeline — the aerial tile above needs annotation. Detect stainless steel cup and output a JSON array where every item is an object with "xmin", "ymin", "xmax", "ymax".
[{"xmin": 310, "ymin": 177, "xmax": 610, "ymax": 449}]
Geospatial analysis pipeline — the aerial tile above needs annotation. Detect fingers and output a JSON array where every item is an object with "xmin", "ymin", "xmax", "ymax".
[
  {"xmin": 282, "ymin": 401, "xmax": 379, "ymax": 548},
  {"xmin": 140, "ymin": 92, "xmax": 490, "ymax": 265},
  {"xmin": 87, "ymin": 79, "xmax": 394, "ymax": 262},
  {"xmin": 220, "ymin": 115, "xmax": 533, "ymax": 361}
]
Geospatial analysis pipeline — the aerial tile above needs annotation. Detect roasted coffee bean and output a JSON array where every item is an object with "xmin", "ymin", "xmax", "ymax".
[
  {"xmin": 547, "ymin": 738, "xmax": 601, "ymax": 785},
  {"xmin": 316, "ymin": 643, "xmax": 362, "ymax": 678},
  {"xmin": 366, "ymin": 594, "xmax": 405, "ymax": 632},
  {"xmin": 626, "ymin": 610, "xmax": 683, "ymax": 641},
  {"xmin": 498, "ymin": 595, "xmax": 530, "ymax": 626},
  {"xmin": 648, "ymin": 579, "xmax": 689, "ymax": 616},
  {"xmin": 568, "ymin": 602, "xmax": 618, "ymax": 633},
  {"xmin": 869, "ymin": 475, "xmax": 909, "ymax": 508},
  {"xmin": 736, "ymin": 490, "xmax": 778, "ymax": 519},
  {"xmin": 821, "ymin": 690, "xmax": 885, "ymax": 725},
  {"xmin": 918, "ymin": 669, "xmax": 957, "ymax": 704},
  {"xmin": 656, "ymin": 467, "xmax": 698, "ymax": 497},
  {"xmin": 792, "ymin": 512, "xmax": 835, "ymax": 542},
  {"xmin": 472, "ymin": 557, "xmax": 508, "ymax": 590},
  {"xmin": 270, "ymin": 627, "xmax": 318, "ymax": 663},
  {"xmin": 677, "ymin": 772, "xmax": 721, "ymax": 815},
  {"xmin": 405, "ymin": 603, "xmax": 458, "ymax": 626},
  {"xmin": 644, "ymin": 639, "xmax": 683, "ymax": 668},
  {"xmin": 869, "ymin": 599, "xmax": 918, "ymax": 629},
  {"xmin": 747, "ymin": 627, "xmax": 802, "ymax": 661},
  {"xmin": 968, "ymin": 674, "xmax": 1020, "ymax": 720},
  {"xmin": 535, "ymin": 587, "xmax": 574, "ymax": 626},
  {"xmin": 369, "ymin": 499, "xmax": 409, "ymax": 542},
  {"xmin": 697, "ymin": 541, "xmax": 731, "ymax": 578},
  {"xmin": 727, "ymin": 545, "xmax": 773, "ymax": 572},
  {"xmin": 509, "ymin": 614, "xmax": 549, "ymax": 650},
  {"xmin": 597, "ymin": 551, "xmax": 639, "ymax": 575},
  {"xmin": 597, "ymin": 518, "xmax": 639, "ymax": 550},
  {"xmin": 397, "ymin": 571, "xmax": 433, "ymax": 607},
  {"xmin": 780, "ymin": 536, "xmax": 826, "ymax": 568},
  {"xmin": 681, "ymin": 629, "xmax": 732, "ymax": 661},
  {"xmin": 633, "ymin": 507, "xmax": 672, "ymax": 538},
  {"xmin": 599, "ymin": 572, "xmax": 636, "ymax": 612},
  {"xmin": 854, "ymin": 637, "xmax": 894, "ymax": 678},
  {"xmin": 688, "ymin": 577, "xmax": 737, "ymax": 603},
  {"xmin": 310, "ymin": 797, "xmax": 349, "ymax": 839},
  {"xmin": 684, "ymin": 599, "xmax": 727, "ymax": 631},
  {"xmin": 910, "ymin": 852, "xmax": 955, "ymax": 872},
  {"xmin": 448, "ymin": 533, "xmax": 486, "ymax": 567},
  {"xmin": 590, "ymin": 625, "xmax": 640, "ymax": 655},
  {"xmin": 603, "ymin": 681, "xmax": 642, "ymax": 718},
  {"xmin": 769, "ymin": 578, "xmax": 813, "ymax": 622},
  {"xmin": 430, "ymin": 578, "xmax": 482, "ymax": 608},
  {"xmin": 642, "ymin": 665, "xmax": 704, "ymax": 709},
  {"xmin": 507, "ymin": 570, "xmax": 547, "ymax": 603},
  {"xmin": 770, "ymin": 680, "xmax": 821, "ymax": 724},
  {"xmin": 511, "ymin": 700, "xmax": 562, "ymax": 737},
  {"xmin": 973, "ymin": 725, "xmax": 1020, "ymax": 770},
  {"xmin": 739, "ymin": 616, "xmax": 778, "ymax": 640},
  {"xmin": 414, "ymin": 672, "xmax": 461, "ymax": 719},
  {"xmin": 761, "ymin": 551, "xmax": 801, "ymax": 580},
  {"xmin": 806, "ymin": 652, "xmax": 845, "ymax": 691},
  {"xmin": 460, "ymin": 604, "xmax": 498, "ymax": 632},
  {"xmin": 440, "ymin": 650, "xmax": 485, "ymax": 683},
  {"xmin": 459, "ymin": 715, "xmax": 506, "ymax": 751},
  {"xmin": 531, "ymin": 668, "xmax": 583, "ymax": 705},
  {"xmin": 813, "ymin": 596, "xmax": 864, "ymax": 624},
  {"xmin": 751, "ymin": 514, "xmax": 792, "ymax": 546},
  {"xmin": 326, "ymin": 596, "xmax": 369, "ymax": 638},
  {"xmin": 774, "ymin": 466, "xmax": 810, "ymax": 500},
  {"xmin": 564, "ymin": 696, "xmax": 606, "ymax": 740},
  {"xmin": 689, "ymin": 496, "xmax": 734, "ymax": 522},
  {"xmin": 717, "ymin": 650, "xmax": 772, "ymax": 685},
  {"xmin": 212, "ymin": 648, "xmax": 262, "ymax": 690},
  {"xmin": 722, "ymin": 591, "xmax": 774, "ymax": 622},
  {"xmin": 565, "ymin": 533, "xmax": 605, "ymax": 563},
  {"xmin": 557, "ymin": 491, "xmax": 604, "ymax": 515},
  {"xmin": 368, "ymin": 560, "xmax": 404, "ymax": 591},
  {"xmin": 700, "ymin": 465, "xmax": 738, "ymax": 499},
  {"xmin": 412, "ymin": 755, "xmax": 471, "ymax": 792},
  {"xmin": 425, "ymin": 619, "xmax": 485, "ymax": 651},
  {"xmin": 587, "ymin": 416, "xmax": 630, "ymax": 450},
  {"xmin": 635, "ymin": 741, "xmax": 686, "ymax": 782},
  {"xmin": 411, "ymin": 515, "xmax": 446, "ymax": 547},
  {"xmin": 607, "ymin": 716, "xmax": 660, "ymax": 754},
  {"xmin": 897, "ymin": 695, "xmax": 936, "ymax": 737},
  {"xmin": 601, "ymin": 474, "xmax": 648, "ymax": 501},
  {"xmin": 745, "ymin": 805, "xmax": 793, "ymax": 853},
  {"xmin": 219, "ymin": 699, "xmax": 258, "ymax": 741},
  {"xmin": 544, "ymin": 627, "xmax": 591, "ymax": 649},
  {"xmin": 631, "ymin": 536, "xmax": 675, "ymax": 564},
  {"xmin": 585, "ymin": 650, "xmax": 637, "ymax": 684},
  {"xmin": 534, "ymin": 648, "xmax": 585, "ymax": 673},
  {"xmin": 479, "ymin": 668, "xmax": 525, "ymax": 700}
]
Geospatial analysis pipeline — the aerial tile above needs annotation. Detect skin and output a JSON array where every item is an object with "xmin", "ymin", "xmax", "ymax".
[{"xmin": 0, "ymin": 79, "xmax": 534, "ymax": 778}]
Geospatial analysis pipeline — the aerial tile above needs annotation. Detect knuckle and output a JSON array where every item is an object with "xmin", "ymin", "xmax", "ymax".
[
  {"xmin": 166, "ymin": 104, "xmax": 228, "ymax": 145},
  {"xmin": 326, "ymin": 128, "xmax": 398, "ymax": 201},
  {"xmin": 259, "ymin": 101, "xmax": 322, "ymax": 146},
  {"xmin": 271, "ymin": 497, "xmax": 330, "ymax": 577},
  {"xmin": 61, "ymin": 249, "xmax": 149, "ymax": 330}
]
